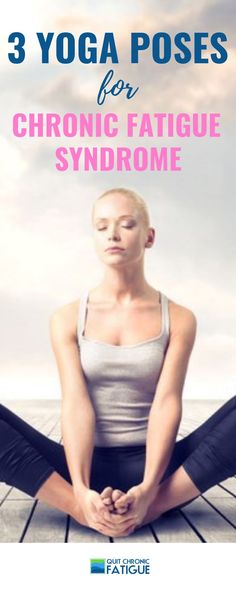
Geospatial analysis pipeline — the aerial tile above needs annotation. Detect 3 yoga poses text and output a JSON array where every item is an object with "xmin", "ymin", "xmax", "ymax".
[{"xmin": 0, "ymin": 188, "xmax": 235, "ymax": 538}]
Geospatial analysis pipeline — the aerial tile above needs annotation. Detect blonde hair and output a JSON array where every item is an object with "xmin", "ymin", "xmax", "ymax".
[{"xmin": 91, "ymin": 187, "xmax": 150, "ymax": 229}]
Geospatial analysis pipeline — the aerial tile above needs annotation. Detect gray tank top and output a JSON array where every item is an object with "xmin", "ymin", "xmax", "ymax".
[{"xmin": 77, "ymin": 289, "xmax": 170, "ymax": 447}]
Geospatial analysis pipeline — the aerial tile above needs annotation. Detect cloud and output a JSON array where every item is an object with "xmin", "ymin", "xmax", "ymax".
[
  {"xmin": 187, "ymin": 332, "xmax": 236, "ymax": 399},
  {"xmin": 0, "ymin": 136, "xmax": 28, "ymax": 196},
  {"xmin": 0, "ymin": 200, "xmax": 100, "ymax": 301}
]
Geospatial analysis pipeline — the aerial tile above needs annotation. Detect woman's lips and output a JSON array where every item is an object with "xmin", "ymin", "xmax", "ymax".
[{"xmin": 105, "ymin": 247, "xmax": 124, "ymax": 252}]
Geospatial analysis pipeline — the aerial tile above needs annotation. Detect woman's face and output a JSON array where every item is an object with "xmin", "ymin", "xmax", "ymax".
[{"xmin": 92, "ymin": 192, "xmax": 154, "ymax": 266}]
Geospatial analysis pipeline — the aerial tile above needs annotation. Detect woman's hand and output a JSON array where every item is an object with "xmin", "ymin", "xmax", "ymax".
[{"xmin": 74, "ymin": 486, "xmax": 135, "ymax": 537}]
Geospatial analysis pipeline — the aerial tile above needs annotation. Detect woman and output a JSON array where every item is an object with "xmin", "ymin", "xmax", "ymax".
[{"xmin": 0, "ymin": 187, "xmax": 235, "ymax": 539}]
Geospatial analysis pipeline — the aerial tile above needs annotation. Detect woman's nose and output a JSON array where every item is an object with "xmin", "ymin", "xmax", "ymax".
[{"xmin": 108, "ymin": 224, "xmax": 120, "ymax": 240}]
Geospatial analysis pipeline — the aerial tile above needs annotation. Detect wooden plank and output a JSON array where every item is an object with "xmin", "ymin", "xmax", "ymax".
[
  {"xmin": 204, "ymin": 498, "xmax": 236, "ymax": 528},
  {"xmin": 220, "ymin": 477, "xmax": 236, "ymax": 495},
  {"xmin": 202, "ymin": 487, "xmax": 236, "ymax": 527},
  {"xmin": 151, "ymin": 510, "xmax": 202, "ymax": 543},
  {"xmin": 114, "ymin": 525, "xmax": 155, "ymax": 543},
  {"xmin": 39, "ymin": 416, "xmax": 60, "ymax": 436},
  {"xmin": 181, "ymin": 496, "xmax": 236, "ymax": 542},
  {"xmin": 6, "ymin": 488, "xmax": 32, "ymax": 501},
  {"xmin": 68, "ymin": 517, "xmax": 109, "ymax": 543},
  {"xmin": 48, "ymin": 421, "xmax": 61, "ymax": 442},
  {"xmin": 203, "ymin": 484, "xmax": 234, "ymax": 499},
  {"xmin": 23, "ymin": 502, "xmax": 67, "ymax": 543},
  {"xmin": 178, "ymin": 400, "xmax": 223, "ymax": 438},
  {"xmin": 181, "ymin": 400, "xmax": 223, "ymax": 423},
  {"xmin": 49, "ymin": 434, "xmax": 62, "ymax": 442},
  {"xmin": 0, "ymin": 500, "xmax": 34, "ymax": 542},
  {"xmin": 0, "ymin": 482, "xmax": 11, "ymax": 502}
]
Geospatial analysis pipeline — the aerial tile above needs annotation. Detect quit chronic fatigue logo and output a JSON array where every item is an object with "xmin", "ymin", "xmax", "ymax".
[
  {"xmin": 90, "ymin": 559, "xmax": 105, "ymax": 574},
  {"xmin": 90, "ymin": 557, "xmax": 150, "ymax": 575}
]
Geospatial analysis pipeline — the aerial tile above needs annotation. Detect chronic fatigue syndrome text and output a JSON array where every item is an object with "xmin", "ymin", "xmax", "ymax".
[{"xmin": 12, "ymin": 112, "xmax": 221, "ymax": 172}]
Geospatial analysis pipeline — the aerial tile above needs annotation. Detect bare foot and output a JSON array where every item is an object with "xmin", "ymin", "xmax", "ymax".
[
  {"xmin": 138, "ymin": 503, "xmax": 162, "ymax": 527},
  {"xmin": 100, "ymin": 487, "xmax": 115, "ymax": 512},
  {"xmin": 100, "ymin": 487, "xmax": 129, "ymax": 514},
  {"xmin": 112, "ymin": 489, "xmax": 129, "ymax": 515}
]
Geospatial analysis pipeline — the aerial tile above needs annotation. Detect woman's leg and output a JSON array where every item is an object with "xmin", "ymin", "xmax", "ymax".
[
  {"xmin": 0, "ymin": 404, "xmax": 133, "ymax": 525},
  {"xmin": 0, "ymin": 403, "xmax": 71, "ymax": 493},
  {"xmin": 143, "ymin": 395, "xmax": 236, "ymax": 523},
  {"xmin": 34, "ymin": 472, "xmax": 84, "ymax": 522},
  {"xmin": 0, "ymin": 404, "xmax": 83, "ymax": 521}
]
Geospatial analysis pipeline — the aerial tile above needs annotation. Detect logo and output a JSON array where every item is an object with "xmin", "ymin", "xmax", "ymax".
[
  {"xmin": 90, "ymin": 559, "xmax": 106, "ymax": 574},
  {"xmin": 90, "ymin": 557, "xmax": 150, "ymax": 575}
]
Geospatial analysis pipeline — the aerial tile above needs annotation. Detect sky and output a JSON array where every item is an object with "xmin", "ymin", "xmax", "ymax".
[{"xmin": 0, "ymin": 0, "xmax": 235, "ymax": 400}]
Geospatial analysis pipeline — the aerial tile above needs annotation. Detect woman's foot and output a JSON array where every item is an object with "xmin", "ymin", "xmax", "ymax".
[
  {"xmin": 139, "ymin": 467, "xmax": 201, "ymax": 527},
  {"xmin": 100, "ymin": 487, "xmax": 129, "ymax": 514},
  {"xmin": 100, "ymin": 487, "xmax": 115, "ymax": 512},
  {"xmin": 138, "ymin": 499, "xmax": 163, "ymax": 526}
]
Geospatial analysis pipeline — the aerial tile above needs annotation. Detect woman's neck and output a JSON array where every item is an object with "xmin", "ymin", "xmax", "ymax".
[{"xmin": 95, "ymin": 266, "xmax": 154, "ymax": 302}]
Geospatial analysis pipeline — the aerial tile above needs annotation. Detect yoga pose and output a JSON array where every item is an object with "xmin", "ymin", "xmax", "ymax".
[{"xmin": 0, "ymin": 187, "xmax": 235, "ymax": 538}]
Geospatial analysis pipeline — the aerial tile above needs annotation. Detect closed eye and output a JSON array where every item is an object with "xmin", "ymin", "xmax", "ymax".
[{"xmin": 97, "ymin": 225, "xmax": 134, "ymax": 231}]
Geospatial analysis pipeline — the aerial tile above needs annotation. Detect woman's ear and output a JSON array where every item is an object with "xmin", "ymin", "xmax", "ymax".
[{"xmin": 145, "ymin": 227, "xmax": 155, "ymax": 248}]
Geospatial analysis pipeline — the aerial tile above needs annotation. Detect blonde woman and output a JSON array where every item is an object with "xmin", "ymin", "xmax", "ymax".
[{"xmin": 0, "ymin": 188, "xmax": 235, "ymax": 538}]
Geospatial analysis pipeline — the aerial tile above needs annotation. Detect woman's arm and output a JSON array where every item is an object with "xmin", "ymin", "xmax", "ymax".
[
  {"xmin": 49, "ymin": 303, "xmax": 95, "ymax": 495},
  {"xmin": 50, "ymin": 303, "xmax": 135, "ymax": 537},
  {"xmin": 141, "ymin": 304, "xmax": 197, "ymax": 498}
]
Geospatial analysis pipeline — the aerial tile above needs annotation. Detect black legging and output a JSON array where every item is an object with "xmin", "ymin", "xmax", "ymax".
[{"xmin": 0, "ymin": 396, "xmax": 236, "ymax": 500}]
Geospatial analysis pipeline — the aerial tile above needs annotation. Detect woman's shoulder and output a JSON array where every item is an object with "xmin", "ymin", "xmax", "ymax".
[
  {"xmin": 167, "ymin": 296, "xmax": 197, "ymax": 340},
  {"xmin": 49, "ymin": 298, "xmax": 80, "ymax": 339}
]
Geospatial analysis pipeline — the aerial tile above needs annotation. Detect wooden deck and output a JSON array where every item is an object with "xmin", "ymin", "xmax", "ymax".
[{"xmin": 0, "ymin": 399, "xmax": 235, "ymax": 543}]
